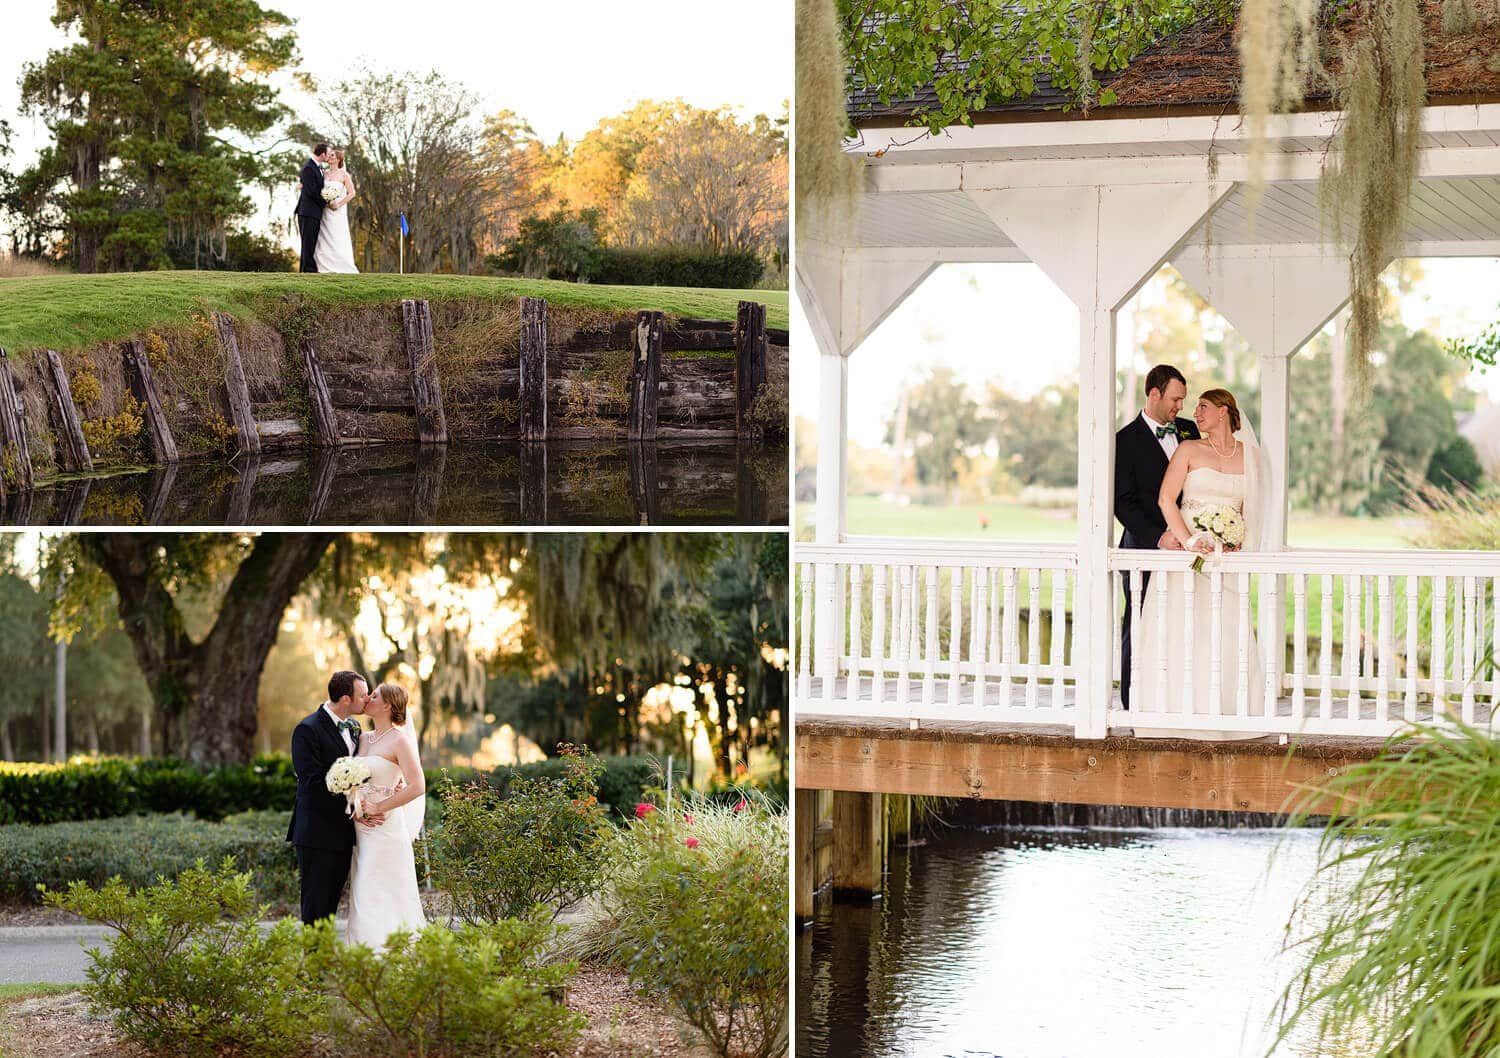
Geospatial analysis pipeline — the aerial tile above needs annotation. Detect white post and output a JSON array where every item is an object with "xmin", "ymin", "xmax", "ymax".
[
  {"xmin": 1258, "ymin": 351, "xmax": 1291, "ymax": 692},
  {"xmin": 813, "ymin": 349, "xmax": 848, "ymax": 683},
  {"xmin": 1075, "ymin": 303, "xmax": 1117, "ymax": 739}
]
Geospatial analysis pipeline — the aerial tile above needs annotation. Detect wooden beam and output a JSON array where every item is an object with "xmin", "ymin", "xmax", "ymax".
[
  {"xmin": 227, "ymin": 457, "xmax": 259, "ymax": 525},
  {"xmin": 0, "ymin": 349, "xmax": 34, "ymax": 492},
  {"xmin": 297, "ymin": 337, "xmax": 340, "ymax": 447},
  {"xmin": 796, "ymin": 717, "xmax": 1386, "ymax": 816},
  {"xmin": 627, "ymin": 442, "xmax": 660, "ymax": 525},
  {"xmin": 520, "ymin": 443, "xmax": 547, "ymax": 524},
  {"xmin": 121, "ymin": 340, "xmax": 179, "ymax": 464},
  {"xmin": 795, "ymin": 788, "xmax": 818, "ymax": 921},
  {"xmin": 38, "ymin": 349, "xmax": 92, "ymax": 474},
  {"xmin": 306, "ymin": 448, "xmax": 340, "ymax": 524},
  {"xmin": 411, "ymin": 445, "xmax": 445, "ymax": 523},
  {"xmin": 627, "ymin": 310, "xmax": 663, "ymax": 441},
  {"xmin": 736, "ymin": 445, "xmax": 768, "ymax": 524},
  {"xmin": 831, "ymin": 790, "xmax": 883, "ymax": 900},
  {"xmin": 212, "ymin": 313, "xmax": 261, "ymax": 456},
  {"xmin": 58, "ymin": 481, "xmax": 90, "ymax": 525},
  {"xmin": 519, "ymin": 296, "xmax": 547, "ymax": 441},
  {"xmin": 145, "ymin": 462, "xmax": 178, "ymax": 525},
  {"xmin": 734, "ymin": 300, "xmax": 768, "ymax": 439},
  {"xmin": 401, "ymin": 299, "xmax": 447, "ymax": 444}
]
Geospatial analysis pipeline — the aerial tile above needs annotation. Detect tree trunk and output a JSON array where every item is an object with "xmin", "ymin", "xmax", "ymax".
[
  {"xmin": 53, "ymin": 637, "xmax": 67, "ymax": 762},
  {"xmin": 0, "ymin": 719, "xmax": 12, "ymax": 761},
  {"xmin": 139, "ymin": 707, "xmax": 152, "ymax": 757},
  {"xmin": 83, "ymin": 534, "xmax": 335, "ymax": 765},
  {"xmin": 1330, "ymin": 313, "xmax": 1348, "ymax": 511}
]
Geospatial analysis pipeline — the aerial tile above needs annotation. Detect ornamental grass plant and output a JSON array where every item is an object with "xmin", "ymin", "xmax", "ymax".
[{"xmin": 1275, "ymin": 720, "xmax": 1500, "ymax": 1057}]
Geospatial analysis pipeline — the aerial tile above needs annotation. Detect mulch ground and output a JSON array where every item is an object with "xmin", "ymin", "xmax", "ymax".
[{"xmin": 0, "ymin": 964, "xmax": 702, "ymax": 1058}]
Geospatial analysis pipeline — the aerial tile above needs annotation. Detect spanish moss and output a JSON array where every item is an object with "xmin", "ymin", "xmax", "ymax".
[{"xmin": 796, "ymin": 0, "xmax": 862, "ymax": 246}]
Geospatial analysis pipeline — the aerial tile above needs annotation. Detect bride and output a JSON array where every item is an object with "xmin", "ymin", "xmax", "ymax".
[
  {"xmin": 347, "ymin": 682, "xmax": 426, "ymax": 947},
  {"xmin": 1133, "ymin": 389, "xmax": 1270, "ymax": 739},
  {"xmin": 314, "ymin": 148, "xmax": 360, "ymax": 274}
]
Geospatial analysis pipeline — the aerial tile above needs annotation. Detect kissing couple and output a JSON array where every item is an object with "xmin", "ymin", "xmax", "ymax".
[
  {"xmin": 1115, "ymin": 364, "xmax": 1271, "ymax": 739},
  {"xmin": 295, "ymin": 143, "xmax": 360, "ymax": 274},
  {"xmin": 286, "ymin": 670, "xmax": 426, "ymax": 948}
]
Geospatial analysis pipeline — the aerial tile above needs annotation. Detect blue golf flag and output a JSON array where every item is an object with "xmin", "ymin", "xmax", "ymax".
[{"xmin": 399, "ymin": 212, "xmax": 409, "ymax": 237}]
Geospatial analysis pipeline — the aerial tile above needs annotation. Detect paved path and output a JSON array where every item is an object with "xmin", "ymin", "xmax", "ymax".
[{"xmin": 0, "ymin": 921, "xmax": 347, "ymax": 986}]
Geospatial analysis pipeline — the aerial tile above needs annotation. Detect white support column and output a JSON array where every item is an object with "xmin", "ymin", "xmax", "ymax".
[
  {"xmin": 971, "ymin": 180, "xmax": 1231, "ymax": 739},
  {"xmin": 1259, "ymin": 351, "xmax": 1291, "ymax": 681}
]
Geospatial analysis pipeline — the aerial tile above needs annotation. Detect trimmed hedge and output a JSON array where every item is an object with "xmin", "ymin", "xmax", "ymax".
[
  {"xmin": 0, "ymin": 755, "xmax": 296, "ymax": 825},
  {"xmin": 591, "ymin": 247, "xmax": 765, "ymax": 289},
  {"xmin": 0, "ymin": 810, "xmax": 297, "ymax": 904},
  {"xmin": 0, "ymin": 753, "xmax": 658, "ymax": 826}
]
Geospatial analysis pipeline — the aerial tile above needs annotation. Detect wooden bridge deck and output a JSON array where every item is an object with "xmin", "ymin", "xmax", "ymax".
[{"xmin": 794, "ymin": 714, "xmax": 1398, "ymax": 815}]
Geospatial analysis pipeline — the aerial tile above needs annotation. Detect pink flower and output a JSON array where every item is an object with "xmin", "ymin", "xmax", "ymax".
[
  {"xmin": 634, "ymin": 802, "xmax": 655, "ymax": 819},
  {"xmin": 684, "ymin": 837, "xmax": 700, "ymax": 849},
  {"xmin": 733, "ymin": 799, "xmax": 748, "ymax": 813},
  {"xmin": 684, "ymin": 814, "xmax": 695, "ymax": 826}
]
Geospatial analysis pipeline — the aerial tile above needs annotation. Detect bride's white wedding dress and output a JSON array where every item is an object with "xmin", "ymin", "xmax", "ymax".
[
  {"xmin": 314, "ymin": 173, "xmax": 359, "ymax": 274},
  {"xmin": 1132, "ymin": 464, "xmax": 1268, "ymax": 739},
  {"xmin": 346, "ymin": 754, "xmax": 425, "ymax": 948}
]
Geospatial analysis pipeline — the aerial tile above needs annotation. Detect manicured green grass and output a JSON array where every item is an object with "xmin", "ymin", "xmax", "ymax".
[
  {"xmin": 0, "ymin": 983, "xmax": 79, "ymax": 1000},
  {"xmin": 0, "ymin": 272, "xmax": 789, "ymax": 354},
  {"xmin": 797, "ymin": 495, "xmax": 1416, "ymax": 550}
]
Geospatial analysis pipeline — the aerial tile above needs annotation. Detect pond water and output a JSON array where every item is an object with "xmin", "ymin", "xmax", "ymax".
[
  {"xmin": 0, "ymin": 440, "xmax": 787, "ymax": 526},
  {"xmin": 797, "ymin": 825, "xmax": 1367, "ymax": 1058}
]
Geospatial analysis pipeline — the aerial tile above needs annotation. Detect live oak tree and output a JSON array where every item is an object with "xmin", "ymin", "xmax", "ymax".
[{"xmin": 18, "ymin": 0, "xmax": 297, "ymax": 272}]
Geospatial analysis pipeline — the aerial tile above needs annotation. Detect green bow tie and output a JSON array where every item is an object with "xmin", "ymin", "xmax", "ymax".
[
  {"xmin": 1155, "ymin": 424, "xmax": 1177, "ymax": 439},
  {"xmin": 338, "ymin": 718, "xmax": 361, "ymax": 738}
]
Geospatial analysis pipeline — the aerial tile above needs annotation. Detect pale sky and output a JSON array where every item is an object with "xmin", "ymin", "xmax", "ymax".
[
  {"xmin": 1, "ymin": 0, "xmax": 790, "ymax": 235},
  {"xmin": 793, "ymin": 259, "xmax": 1500, "ymax": 447}
]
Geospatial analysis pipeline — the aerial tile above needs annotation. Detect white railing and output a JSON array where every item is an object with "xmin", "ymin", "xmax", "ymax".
[
  {"xmin": 795, "ymin": 539, "xmax": 1500, "ymax": 740},
  {"xmin": 797, "ymin": 539, "xmax": 1080, "ymax": 726}
]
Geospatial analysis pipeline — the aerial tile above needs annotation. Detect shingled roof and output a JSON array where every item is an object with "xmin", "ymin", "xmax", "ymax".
[{"xmin": 847, "ymin": 0, "xmax": 1500, "ymax": 126}]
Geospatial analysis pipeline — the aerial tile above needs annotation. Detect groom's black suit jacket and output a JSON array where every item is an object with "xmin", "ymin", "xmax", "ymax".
[
  {"xmin": 286, "ymin": 705, "xmax": 356, "ymax": 851},
  {"xmin": 295, "ymin": 158, "xmax": 326, "ymax": 219},
  {"xmin": 1114, "ymin": 413, "xmax": 1201, "ymax": 549}
]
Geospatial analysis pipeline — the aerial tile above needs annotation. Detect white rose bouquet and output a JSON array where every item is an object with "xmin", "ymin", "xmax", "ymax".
[
  {"xmin": 1187, "ymin": 504, "xmax": 1245, "ymax": 572},
  {"xmin": 320, "ymin": 183, "xmax": 344, "ymax": 207},
  {"xmin": 325, "ymin": 755, "xmax": 372, "ymax": 816}
]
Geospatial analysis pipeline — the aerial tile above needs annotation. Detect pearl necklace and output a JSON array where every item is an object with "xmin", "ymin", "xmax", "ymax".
[{"xmin": 1209, "ymin": 433, "xmax": 1239, "ymax": 461}]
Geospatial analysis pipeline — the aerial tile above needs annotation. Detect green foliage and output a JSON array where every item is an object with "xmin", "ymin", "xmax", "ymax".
[
  {"xmin": 590, "ymin": 247, "xmax": 767, "ymax": 289},
  {"xmin": 0, "ymin": 811, "xmax": 296, "ymax": 904},
  {"xmin": 488, "ymin": 208, "xmax": 606, "ymax": 282},
  {"xmin": 42, "ymin": 859, "xmax": 325, "ymax": 1058},
  {"xmin": 840, "ymin": 0, "xmax": 1201, "ymax": 131},
  {"xmin": 597, "ymin": 795, "xmax": 789, "ymax": 1058},
  {"xmin": 431, "ymin": 746, "xmax": 611, "ymax": 924},
  {"xmin": 1277, "ymin": 722, "xmax": 1500, "ymax": 1057},
  {"xmin": 888, "ymin": 365, "xmax": 986, "ymax": 499},
  {"xmin": 0, "ymin": 755, "xmax": 296, "ymax": 825},
  {"xmin": 81, "ymin": 395, "xmax": 145, "ymax": 459},
  {"xmin": 166, "ymin": 230, "xmax": 295, "ymax": 273},
  {"xmin": 305, "ymin": 917, "xmax": 583, "ymax": 1058},
  {"xmin": 1427, "ymin": 435, "xmax": 1484, "ymax": 492},
  {"xmin": 988, "ymin": 381, "xmax": 1080, "ymax": 489}
]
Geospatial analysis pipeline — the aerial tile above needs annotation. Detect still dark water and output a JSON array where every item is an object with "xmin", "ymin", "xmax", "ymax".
[
  {"xmin": 0, "ymin": 441, "xmax": 787, "ymax": 526},
  {"xmin": 797, "ymin": 826, "xmax": 1362, "ymax": 1058}
]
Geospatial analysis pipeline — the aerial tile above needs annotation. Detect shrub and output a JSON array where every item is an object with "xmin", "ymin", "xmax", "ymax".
[
  {"xmin": 0, "ymin": 811, "xmax": 297, "ymax": 904},
  {"xmin": 42, "ymin": 859, "xmax": 326, "ymax": 1058},
  {"xmin": 591, "ymin": 247, "xmax": 765, "ymax": 289},
  {"xmin": 487, "ymin": 208, "xmax": 605, "ymax": 282},
  {"xmin": 484, "ymin": 754, "xmax": 658, "ymax": 822},
  {"xmin": 597, "ymin": 795, "xmax": 788, "ymax": 1058},
  {"xmin": 0, "ymin": 755, "xmax": 298, "ymax": 825},
  {"xmin": 431, "ymin": 745, "xmax": 610, "ymax": 924},
  {"xmin": 306, "ymin": 917, "xmax": 583, "ymax": 1058}
]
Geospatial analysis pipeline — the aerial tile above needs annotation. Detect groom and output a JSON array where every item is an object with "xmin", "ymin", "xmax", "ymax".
[
  {"xmin": 295, "ymin": 143, "xmax": 330, "ymax": 274},
  {"xmin": 286, "ymin": 670, "xmax": 382, "ymax": 925},
  {"xmin": 1115, "ymin": 364, "xmax": 1200, "ymax": 709}
]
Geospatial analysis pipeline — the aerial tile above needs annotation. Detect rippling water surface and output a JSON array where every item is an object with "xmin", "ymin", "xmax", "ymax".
[{"xmin": 797, "ymin": 826, "xmax": 1359, "ymax": 1058}]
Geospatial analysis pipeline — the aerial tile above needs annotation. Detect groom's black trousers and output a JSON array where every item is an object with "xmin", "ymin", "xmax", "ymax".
[
  {"xmin": 1119, "ymin": 568, "xmax": 1154, "ymax": 709},
  {"xmin": 297, "ymin": 214, "xmax": 321, "ymax": 273},
  {"xmin": 295, "ymin": 845, "xmax": 352, "ymax": 925}
]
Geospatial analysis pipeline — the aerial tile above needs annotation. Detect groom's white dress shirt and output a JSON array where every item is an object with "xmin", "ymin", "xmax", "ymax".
[
  {"xmin": 323, "ymin": 702, "xmax": 354, "ymax": 754},
  {"xmin": 1140, "ymin": 410, "xmax": 1180, "ymax": 460}
]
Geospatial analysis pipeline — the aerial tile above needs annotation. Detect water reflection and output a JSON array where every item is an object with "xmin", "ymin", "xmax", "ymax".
[
  {"xmin": 797, "ymin": 826, "xmax": 1361, "ymax": 1058},
  {"xmin": 0, "ymin": 441, "xmax": 787, "ymax": 526}
]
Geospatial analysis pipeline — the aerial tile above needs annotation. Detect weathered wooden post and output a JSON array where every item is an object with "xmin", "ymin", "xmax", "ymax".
[
  {"xmin": 58, "ymin": 480, "xmax": 91, "ymax": 526},
  {"xmin": 121, "ymin": 340, "xmax": 179, "ymax": 464},
  {"xmin": 144, "ymin": 462, "xmax": 179, "ymax": 525},
  {"xmin": 38, "ymin": 349, "xmax": 92, "ymax": 473},
  {"xmin": 627, "ymin": 441, "xmax": 661, "ymax": 525},
  {"xmin": 411, "ymin": 445, "xmax": 446, "ymax": 524},
  {"xmin": 795, "ymin": 788, "xmax": 819, "ymax": 922},
  {"xmin": 831, "ymin": 790, "xmax": 884, "ymax": 901},
  {"xmin": 519, "ymin": 297, "xmax": 547, "ymax": 441},
  {"xmin": 734, "ymin": 300, "xmax": 768, "ymax": 439},
  {"xmin": 0, "ymin": 349, "xmax": 35, "ymax": 492},
  {"xmin": 226, "ymin": 456, "xmax": 260, "ymax": 525},
  {"xmin": 736, "ymin": 445, "xmax": 768, "ymax": 524},
  {"xmin": 211, "ymin": 313, "xmax": 261, "ymax": 456},
  {"xmin": 297, "ymin": 337, "xmax": 340, "ymax": 447},
  {"xmin": 306, "ymin": 448, "xmax": 340, "ymax": 524},
  {"xmin": 401, "ymin": 299, "xmax": 447, "ymax": 445},
  {"xmin": 519, "ymin": 443, "xmax": 547, "ymax": 525},
  {"xmin": 627, "ymin": 310, "xmax": 663, "ymax": 441}
]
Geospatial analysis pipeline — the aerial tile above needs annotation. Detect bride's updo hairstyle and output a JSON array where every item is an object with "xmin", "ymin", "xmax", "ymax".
[
  {"xmin": 331, "ymin": 148, "xmax": 345, "ymax": 168},
  {"xmin": 376, "ymin": 683, "xmax": 408, "ymax": 725},
  {"xmin": 1198, "ymin": 389, "xmax": 1241, "ymax": 432}
]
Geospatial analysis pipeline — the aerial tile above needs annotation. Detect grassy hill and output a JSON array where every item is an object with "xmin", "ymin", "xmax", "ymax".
[{"xmin": 0, "ymin": 272, "xmax": 789, "ymax": 355}]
